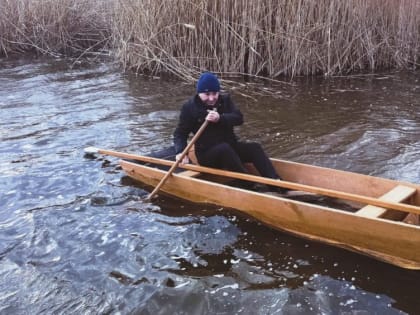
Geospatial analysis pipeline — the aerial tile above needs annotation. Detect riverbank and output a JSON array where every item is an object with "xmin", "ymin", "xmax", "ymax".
[{"xmin": 1, "ymin": 0, "xmax": 419, "ymax": 83}]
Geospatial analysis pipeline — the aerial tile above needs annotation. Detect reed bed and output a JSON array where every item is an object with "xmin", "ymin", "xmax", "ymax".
[
  {"xmin": 1, "ymin": 0, "xmax": 419, "ymax": 82},
  {"xmin": 0, "ymin": 0, "xmax": 111, "ymax": 58}
]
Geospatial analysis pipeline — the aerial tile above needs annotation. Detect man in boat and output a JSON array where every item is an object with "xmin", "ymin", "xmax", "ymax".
[{"xmin": 173, "ymin": 71, "xmax": 288, "ymax": 193}]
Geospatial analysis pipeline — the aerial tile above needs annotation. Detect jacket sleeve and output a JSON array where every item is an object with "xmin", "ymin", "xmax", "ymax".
[
  {"xmin": 218, "ymin": 94, "xmax": 244, "ymax": 127},
  {"xmin": 173, "ymin": 102, "xmax": 193, "ymax": 154}
]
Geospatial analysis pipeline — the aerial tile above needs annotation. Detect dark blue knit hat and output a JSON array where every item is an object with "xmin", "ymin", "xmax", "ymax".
[{"xmin": 196, "ymin": 72, "xmax": 220, "ymax": 93}]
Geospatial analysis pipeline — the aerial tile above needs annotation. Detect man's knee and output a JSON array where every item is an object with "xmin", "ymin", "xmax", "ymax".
[
  {"xmin": 247, "ymin": 142, "xmax": 263, "ymax": 152},
  {"xmin": 239, "ymin": 142, "xmax": 265, "ymax": 157}
]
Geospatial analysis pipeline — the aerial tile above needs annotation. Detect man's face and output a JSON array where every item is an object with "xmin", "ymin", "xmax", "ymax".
[{"xmin": 198, "ymin": 92, "xmax": 219, "ymax": 107}]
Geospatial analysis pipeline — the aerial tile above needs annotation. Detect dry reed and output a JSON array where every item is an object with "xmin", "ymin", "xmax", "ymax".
[
  {"xmin": 0, "ymin": 0, "xmax": 111, "ymax": 58},
  {"xmin": 1, "ymin": 0, "xmax": 419, "ymax": 83}
]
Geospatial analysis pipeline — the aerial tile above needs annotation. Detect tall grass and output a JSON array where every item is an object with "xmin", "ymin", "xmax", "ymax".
[
  {"xmin": 1, "ymin": 0, "xmax": 419, "ymax": 80},
  {"xmin": 0, "ymin": 0, "xmax": 111, "ymax": 58}
]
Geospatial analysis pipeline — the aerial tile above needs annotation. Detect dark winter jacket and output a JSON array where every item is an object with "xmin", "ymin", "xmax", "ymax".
[{"xmin": 173, "ymin": 94, "xmax": 243, "ymax": 154}]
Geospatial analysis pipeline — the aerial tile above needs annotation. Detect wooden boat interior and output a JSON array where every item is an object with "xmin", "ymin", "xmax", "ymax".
[{"xmin": 174, "ymin": 159, "xmax": 419, "ymax": 226}]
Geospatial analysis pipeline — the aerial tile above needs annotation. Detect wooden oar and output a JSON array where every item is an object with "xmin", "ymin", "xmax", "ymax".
[
  {"xmin": 84, "ymin": 147, "xmax": 420, "ymax": 215},
  {"xmin": 147, "ymin": 120, "xmax": 209, "ymax": 200}
]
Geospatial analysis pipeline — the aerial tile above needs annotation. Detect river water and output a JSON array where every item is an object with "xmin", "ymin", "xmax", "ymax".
[{"xmin": 1, "ymin": 57, "xmax": 419, "ymax": 314}]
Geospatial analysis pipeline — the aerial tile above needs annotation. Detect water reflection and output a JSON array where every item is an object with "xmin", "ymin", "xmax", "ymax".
[{"xmin": 0, "ymin": 57, "xmax": 419, "ymax": 314}]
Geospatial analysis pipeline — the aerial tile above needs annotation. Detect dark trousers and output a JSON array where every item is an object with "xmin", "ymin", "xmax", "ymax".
[{"xmin": 196, "ymin": 142, "xmax": 279, "ymax": 179}]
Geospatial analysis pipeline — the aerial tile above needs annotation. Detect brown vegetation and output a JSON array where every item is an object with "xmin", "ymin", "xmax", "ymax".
[
  {"xmin": 0, "ymin": 0, "xmax": 110, "ymax": 58},
  {"xmin": 1, "ymin": 0, "xmax": 419, "ymax": 81}
]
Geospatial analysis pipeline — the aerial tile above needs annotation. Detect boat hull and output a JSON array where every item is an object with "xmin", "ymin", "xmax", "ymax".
[{"xmin": 120, "ymin": 159, "xmax": 420, "ymax": 269}]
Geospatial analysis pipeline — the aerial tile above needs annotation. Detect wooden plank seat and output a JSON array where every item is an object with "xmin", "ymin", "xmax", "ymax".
[{"xmin": 356, "ymin": 185, "xmax": 416, "ymax": 218}]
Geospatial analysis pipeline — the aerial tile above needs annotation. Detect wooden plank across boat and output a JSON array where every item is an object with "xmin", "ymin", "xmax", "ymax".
[{"xmin": 112, "ymin": 151, "xmax": 420, "ymax": 269}]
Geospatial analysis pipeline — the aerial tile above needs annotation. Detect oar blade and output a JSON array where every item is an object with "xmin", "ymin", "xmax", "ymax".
[{"xmin": 84, "ymin": 146, "xmax": 100, "ymax": 154}]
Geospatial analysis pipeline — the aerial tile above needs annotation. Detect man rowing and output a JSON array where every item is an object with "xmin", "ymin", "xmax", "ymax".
[{"xmin": 173, "ymin": 71, "xmax": 289, "ymax": 194}]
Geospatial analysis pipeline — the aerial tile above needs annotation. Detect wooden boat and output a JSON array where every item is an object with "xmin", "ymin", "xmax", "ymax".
[{"xmin": 88, "ymin": 147, "xmax": 420, "ymax": 269}]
